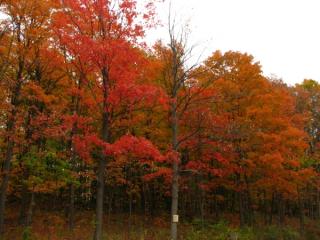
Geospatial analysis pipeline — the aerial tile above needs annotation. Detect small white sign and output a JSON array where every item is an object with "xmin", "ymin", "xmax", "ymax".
[{"xmin": 172, "ymin": 214, "xmax": 179, "ymax": 223}]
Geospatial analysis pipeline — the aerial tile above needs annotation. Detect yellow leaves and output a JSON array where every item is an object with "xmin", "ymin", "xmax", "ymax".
[
  {"xmin": 30, "ymin": 179, "xmax": 67, "ymax": 193},
  {"xmin": 260, "ymin": 152, "xmax": 284, "ymax": 169},
  {"xmin": 23, "ymin": 82, "xmax": 57, "ymax": 105},
  {"xmin": 196, "ymin": 50, "xmax": 315, "ymax": 198},
  {"xmin": 280, "ymin": 127, "xmax": 308, "ymax": 154}
]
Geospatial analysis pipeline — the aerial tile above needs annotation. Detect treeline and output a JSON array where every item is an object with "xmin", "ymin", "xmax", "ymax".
[{"xmin": 0, "ymin": 1, "xmax": 320, "ymax": 240}]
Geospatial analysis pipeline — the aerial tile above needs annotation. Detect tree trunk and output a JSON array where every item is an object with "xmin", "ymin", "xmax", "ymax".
[
  {"xmin": 317, "ymin": 189, "xmax": 320, "ymax": 219},
  {"xmin": 199, "ymin": 190, "xmax": 205, "ymax": 226},
  {"xmin": 244, "ymin": 174, "xmax": 253, "ymax": 226},
  {"xmin": 68, "ymin": 184, "xmax": 75, "ymax": 230},
  {"xmin": 263, "ymin": 191, "xmax": 268, "ymax": 225},
  {"xmin": 236, "ymin": 174, "xmax": 246, "ymax": 228},
  {"xmin": 94, "ymin": 156, "xmax": 106, "ymax": 240},
  {"xmin": 19, "ymin": 191, "xmax": 28, "ymax": 226},
  {"xmin": 26, "ymin": 192, "xmax": 35, "ymax": 226},
  {"xmin": 298, "ymin": 190, "xmax": 305, "ymax": 234},
  {"xmin": 94, "ymin": 67, "xmax": 109, "ymax": 240},
  {"xmin": 171, "ymin": 161, "xmax": 179, "ymax": 240},
  {"xmin": 128, "ymin": 193, "xmax": 132, "ymax": 240},
  {"xmin": 277, "ymin": 194, "xmax": 284, "ymax": 227},
  {"xmin": 0, "ymin": 80, "xmax": 21, "ymax": 236},
  {"xmin": 67, "ymin": 72, "xmax": 83, "ymax": 231},
  {"xmin": 170, "ymin": 100, "xmax": 179, "ymax": 240},
  {"xmin": 269, "ymin": 192, "xmax": 275, "ymax": 225}
]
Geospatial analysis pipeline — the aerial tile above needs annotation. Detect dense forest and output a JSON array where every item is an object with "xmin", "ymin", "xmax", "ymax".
[{"xmin": 1, "ymin": 1, "xmax": 320, "ymax": 240}]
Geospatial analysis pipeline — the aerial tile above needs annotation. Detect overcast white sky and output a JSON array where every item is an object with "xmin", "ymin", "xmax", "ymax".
[{"xmin": 146, "ymin": 0, "xmax": 320, "ymax": 85}]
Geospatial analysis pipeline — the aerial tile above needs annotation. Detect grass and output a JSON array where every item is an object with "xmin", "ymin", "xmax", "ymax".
[{"xmin": 4, "ymin": 209, "xmax": 320, "ymax": 239}]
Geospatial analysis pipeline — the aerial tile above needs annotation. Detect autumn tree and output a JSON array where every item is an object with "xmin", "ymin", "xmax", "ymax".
[
  {"xmin": 1, "ymin": 1, "xmax": 320, "ymax": 238},
  {"xmin": 198, "ymin": 51, "xmax": 312, "ymax": 227},
  {"xmin": 53, "ymin": 1, "xmax": 159, "ymax": 239},
  {"xmin": 0, "ymin": 0, "xmax": 59, "ymax": 235},
  {"xmin": 152, "ymin": 16, "xmax": 223, "ymax": 238},
  {"xmin": 293, "ymin": 79, "xmax": 320, "ymax": 228}
]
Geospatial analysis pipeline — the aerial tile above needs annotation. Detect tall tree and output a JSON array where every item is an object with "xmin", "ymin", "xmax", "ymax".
[
  {"xmin": 198, "ymin": 51, "xmax": 311, "ymax": 227},
  {"xmin": 153, "ymin": 19, "xmax": 214, "ymax": 238},
  {"xmin": 0, "ymin": 0, "xmax": 55, "ymax": 235},
  {"xmin": 53, "ymin": 1, "xmax": 158, "ymax": 239}
]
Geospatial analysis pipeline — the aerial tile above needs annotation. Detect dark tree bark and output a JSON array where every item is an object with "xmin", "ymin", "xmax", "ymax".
[
  {"xmin": 170, "ymin": 98, "xmax": 179, "ymax": 240},
  {"xmin": 68, "ymin": 74, "xmax": 83, "ymax": 231},
  {"xmin": 0, "ymin": 79, "xmax": 22, "ymax": 236},
  {"xmin": 26, "ymin": 192, "xmax": 35, "ymax": 227},
  {"xmin": 298, "ymin": 190, "xmax": 305, "ymax": 234},
  {"xmin": 94, "ymin": 67, "xmax": 109, "ymax": 240}
]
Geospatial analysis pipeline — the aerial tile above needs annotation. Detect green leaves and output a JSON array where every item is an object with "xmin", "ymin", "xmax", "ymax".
[{"xmin": 19, "ymin": 149, "xmax": 73, "ymax": 192}]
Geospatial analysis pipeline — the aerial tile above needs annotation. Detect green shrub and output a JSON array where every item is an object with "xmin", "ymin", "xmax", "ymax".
[
  {"xmin": 261, "ymin": 225, "xmax": 282, "ymax": 240},
  {"xmin": 258, "ymin": 225, "xmax": 300, "ymax": 240},
  {"xmin": 22, "ymin": 227, "xmax": 32, "ymax": 240},
  {"xmin": 237, "ymin": 227, "xmax": 255, "ymax": 240},
  {"xmin": 281, "ymin": 227, "xmax": 299, "ymax": 240},
  {"xmin": 212, "ymin": 220, "xmax": 230, "ymax": 238},
  {"xmin": 186, "ymin": 221, "xmax": 300, "ymax": 240},
  {"xmin": 304, "ymin": 229, "xmax": 318, "ymax": 240}
]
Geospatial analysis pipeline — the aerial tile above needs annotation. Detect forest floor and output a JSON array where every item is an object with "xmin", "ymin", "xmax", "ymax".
[{"xmin": 3, "ymin": 208, "xmax": 320, "ymax": 240}]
